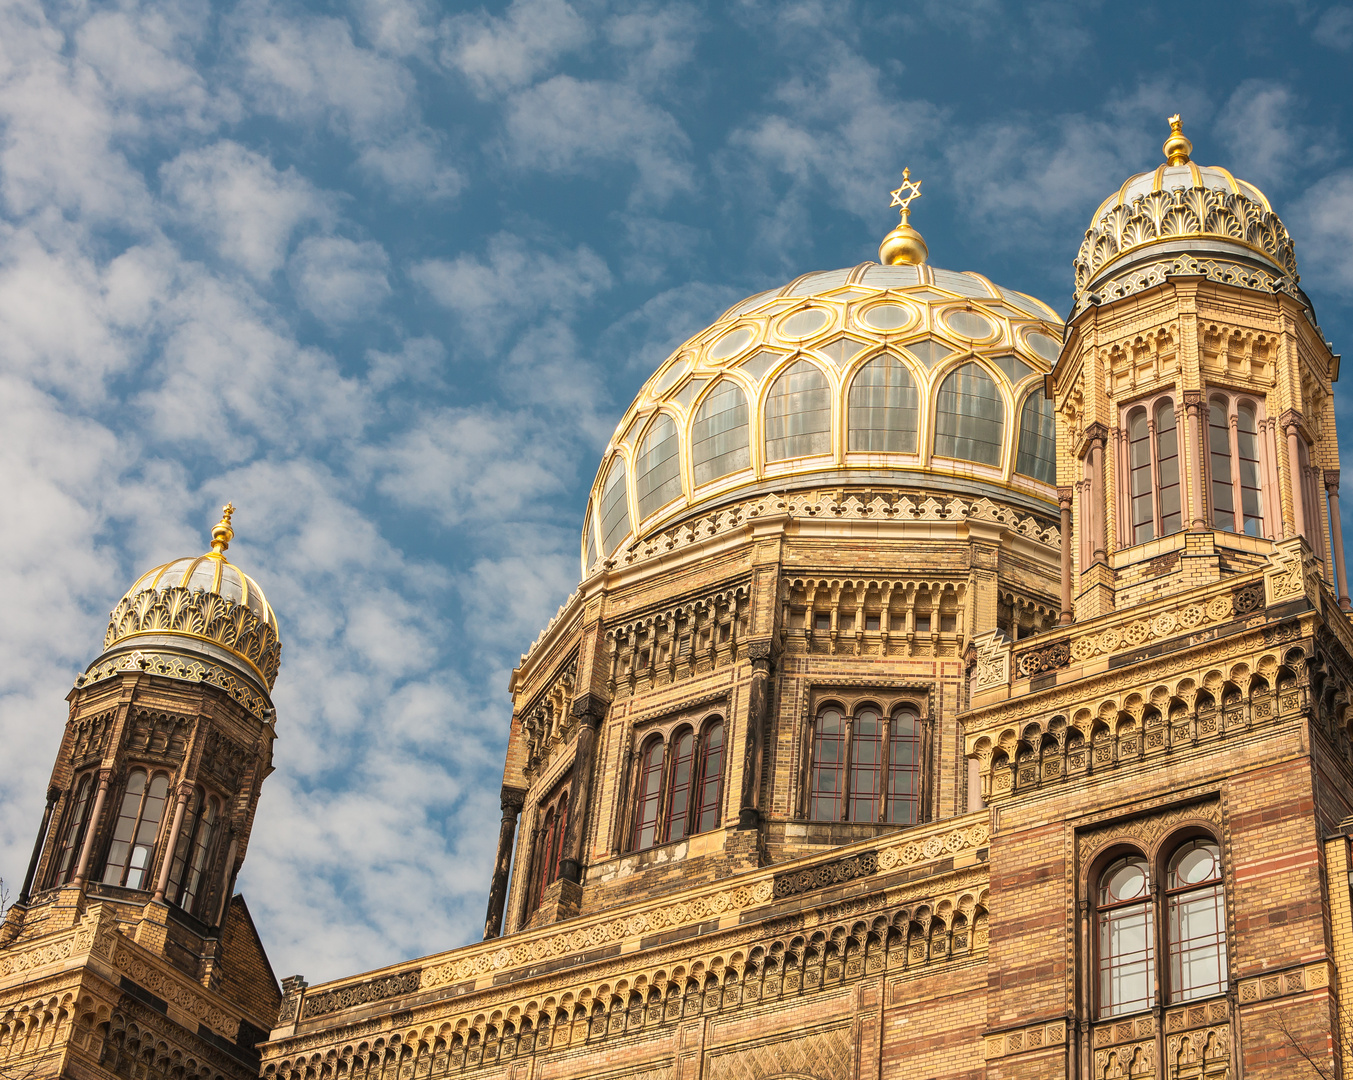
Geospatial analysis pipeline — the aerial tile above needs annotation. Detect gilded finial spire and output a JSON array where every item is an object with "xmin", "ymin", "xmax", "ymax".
[
  {"xmin": 879, "ymin": 167, "xmax": 929, "ymax": 266},
  {"xmin": 210, "ymin": 503, "xmax": 236, "ymax": 555},
  {"xmin": 1163, "ymin": 114, "xmax": 1192, "ymax": 166}
]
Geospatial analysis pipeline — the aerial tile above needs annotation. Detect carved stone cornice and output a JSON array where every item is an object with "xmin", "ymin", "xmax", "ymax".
[
  {"xmin": 500, "ymin": 786, "xmax": 527, "ymax": 813},
  {"xmin": 570, "ymin": 692, "xmax": 610, "ymax": 726},
  {"xmin": 77, "ymin": 650, "xmax": 273, "ymax": 720}
]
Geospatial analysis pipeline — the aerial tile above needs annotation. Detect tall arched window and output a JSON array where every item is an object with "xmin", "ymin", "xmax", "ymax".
[
  {"xmin": 633, "ymin": 739, "xmax": 665, "ymax": 851},
  {"xmin": 1125, "ymin": 397, "xmax": 1182, "ymax": 544},
  {"xmin": 1015, "ymin": 390, "xmax": 1056, "ymax": 483},
  {"xmin": 664, "ymin": 729, "xmax": 696, "ymax": 843},
  {"xmin": 765, "ymin": 360, "xmax": 831, "ymax": 462},
  {"xmin": 887, "ymin": 708, "xmax": 922, "ymax": 824},
  {"xmin": 694, "ymin": 719, "xmax": 724, "ymax": 833},
  {"xmin": 1208, "ymin": 394, "xmax": 1265, "ymax": 537},
  {"xmin": 168, "ymin": 789, "xmax": 221, "ymax": 916},
  {"xmin": 529, "ymin": 779, "xmax": 570, "ymax": 912},
  {"xmin": 692, "ymin": 380, "xmax": 750, "ymax": 484},
  {"xmin": 848, "ymin": 708, "xmax": 882, "ymax": 822},
  {"xmin": 582, "ymin": 508, "xmax": 596, "ymax": 573},
  {"xmin": 598, "ymin": 457, "xmax": 631, "ymax": 555},
  {"xmin": 934, "ymin": 362, "xmax": 1004, "ymax": 466},
  {"xmin": 635, "ymin": 414, "xmax": 682, "ymax": 519},
  {"xmin": 848, "ymin": 355, "xmax": 918, "ymax": 453},
  {"xmin": 1097, "ymin": 853, "xmax": 1155, "ymax": 1017},
  {"xmin": 51, "ymin": 773, "xmax": 94, "ymax": 886},
  {"xmin": 1166, "ymin": 840, "xmax": 1227, "ymax": 1002},
  {"xmin": 809, "ymin": 706, "xmax": 847, "ymax": 821},
  {"xmin": 102, "ymin": 769, "xmax": 170, "ymax": 890}
]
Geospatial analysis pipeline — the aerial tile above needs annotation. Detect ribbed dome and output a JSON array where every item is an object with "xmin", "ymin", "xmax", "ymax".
[
  {"xmin": 98, "ymin": 507, "xmax": 282, "ymax": 691},
  {"xmin": 581, "ymin": 262, "xmax": 1065, "ymax": 578},
  {"xmin": 1073, "ymin": 117, "xmax": 1301, "ymax": 317}
]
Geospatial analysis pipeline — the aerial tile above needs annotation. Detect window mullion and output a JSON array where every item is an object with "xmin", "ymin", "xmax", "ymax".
[
  {"xmin": 1148, "ymin": 414, "xmax": 1163, "ymax": 538},
  {"xmin": 879, "ymin": 715, "xmax": 892, "ymax": 823}
]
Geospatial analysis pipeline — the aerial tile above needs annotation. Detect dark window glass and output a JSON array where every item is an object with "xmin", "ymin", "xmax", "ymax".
[
  {"xmin": 102, "ymin": 770, "xmax": 169, "ymax": 890},
  {"xmin": 810, "ymin": 708, "xmax": 846, "ymax": 821},
  {"xmin": 1156, "ymin": 401, "xmax": 1182, "ymax": 536},
  {"xmin": 636, "ymin": 414, "xmax": 682, "ymax": 519},
  {"xmin": 1015, "ymin": 390, "xmax": 1057, "ymax": 483},
  {"xmin": 599, "ymin": 458, "xmax": 631, "ymax": 555},
  {"xmin": 887, "ymin": 709, "xmax": 921, "ymax": 824},
  {"xmin": 1209, "ymin": 399, "xmax": 1235, "ymax": 531},
  {"xmin": 169, "ymin": 791, "xmax": 221, "ymax": 916},
  {"xmin": 1237, "ymin": 404, "xmax": 1264, "ymax": 536},
  {"xmin": 934, "ymin": 362, "xmax": 1004, "ymax": 466},
  {"xmin": 1167, "ymin": 841, "xmax": 1227, "ymax": 1003},
  {"xmin": 695, "ymin": 720, "xmax": 724, "ymax": 834},
  {"xmin": 665, "ymin": 730, "xmax": 695, "ymax": 843},
  {"xmin": 1129, "ymin": 410, "xmax": 1154, "ymax": 543},
  {"xmin": 849, "ymin": 709, "xmax": 882, "ymax": 823},
  {"xmin": 633, "ymin": 740, "xmax": 665, "ymax": 851},
  {"xmin": 1097, "ymin": 855, "xmax": 1155, "ymax": 1017},
  {"xmin": 53, "ymin": 774, "xmax": 93, "ymax": 885},
  {"xmin": 765, "ymin": 360, "xmax": 832, "ymax": 461}
]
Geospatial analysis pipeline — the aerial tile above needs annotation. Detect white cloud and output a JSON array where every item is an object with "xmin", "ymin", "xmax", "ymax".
[
  {"xmin": 290, "ymin": 236, "xmax": 392, "ymax": 324},
  {"xmin": 1314, "ymin": 5, "xmax": 1353, "ymax": 49},
  {"xmin": 355, "ymin": 134, "xmax": 465, "ymax": 200},
  {"xmin": 161, "ymin": 141, "xmax": 331, "ymax": 279},
  {"xmin": 604, "ymin": 4, "xmax": 702, "ymax": 86},
  {"xmin": 1214, "ymin": 81, "xmax": 1332, "ymax": 189},
  {"xmin": 440, "ymin": 0, "xmax": 590, "ymax": 95},
  {"xmin": 1292, "ymin": 169, "xmax": 1353, "ymax": 296}
]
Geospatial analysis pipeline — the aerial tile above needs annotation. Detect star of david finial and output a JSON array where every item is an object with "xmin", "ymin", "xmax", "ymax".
[{"xmin": 889, "ymin": 167, "xmax": 923, "ymax": 218}]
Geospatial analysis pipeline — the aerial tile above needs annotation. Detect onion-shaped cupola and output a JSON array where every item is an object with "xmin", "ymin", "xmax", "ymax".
[
  {"xmin": 580, "ymin": 170, "xmax": 1065, "ymax": 578},
  {"xmin": 1072, "ymin": 115, "xmax": 1308, "ymax": 318},
  {"xmin": 85, "ymin": 504, "xmax": 282, "ymax": 697}
]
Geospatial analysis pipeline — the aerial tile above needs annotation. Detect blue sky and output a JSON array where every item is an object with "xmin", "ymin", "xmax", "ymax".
[{"xmin": 3, "ymin": 0, "xmax": 1353, "ymax": 983}]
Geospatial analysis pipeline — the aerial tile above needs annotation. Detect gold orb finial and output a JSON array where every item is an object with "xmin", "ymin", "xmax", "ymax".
[
  {"xmin": 210, "ymin": 503, "xmax": 236, "ymax": 555},
  {"xmin": 1163, "ymin": 114, "xmax": 1192, "ymax": 166},
  {"xmin": 879, "ymin": 167, "xmax": 928, "ymax": 266}
]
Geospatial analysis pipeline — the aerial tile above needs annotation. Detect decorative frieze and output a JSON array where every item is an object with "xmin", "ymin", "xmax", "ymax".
[
  {"xmin": 299, "ymin": 971, "xmax": 422, "ymax": 1021},
  {"xmin": 79, "ymin": 651, "xmax": 273, "ymax": 720}
]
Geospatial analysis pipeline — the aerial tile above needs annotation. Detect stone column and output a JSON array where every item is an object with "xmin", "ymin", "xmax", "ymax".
[
  {"xmin": 1087, "ymin": 425, "xmax": 1107, "ymax": 562},
  {"xmin": 18, "ymin": 785, "xmax": 61, "ymax": 905},
  {"xmin": 1285, "ymin": 414, "xmax": 1306, "ymax": 538},
  {"xmin": 483, "ymin": 786, "xmax": 527, "ymax": 939},
  {"xmin": 71, "ymin": 769, "xmax": 112, "ymax": 889},
  {"xmin": 1057, "ymin": 487, "xmax": 1074, "ymax": 624},
  {"xmin": 738, "ymin": 643, "xmax": 775, "ymax": 828},
  {"xmin": 1327, "ymin": 471, "xmax": 1351, "ymax": 610},
  {"xmin": 558, "ymin": 693, "xmax": 608, "ymax": 886},
  {"xmin": 1184, "ymin": 392, "xmax": 1206, "ymax": 530},
  {"xmin": 153, "ymin": 783, "xmax": 194, "ymax": 903}
]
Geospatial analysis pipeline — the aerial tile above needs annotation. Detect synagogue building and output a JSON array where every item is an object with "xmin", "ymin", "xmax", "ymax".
[{"xmin": 4, "ymin": 117, "xmax": 1352, "ymax": 1079}]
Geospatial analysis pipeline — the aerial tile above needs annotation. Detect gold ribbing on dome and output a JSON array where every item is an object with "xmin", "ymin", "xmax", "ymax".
[
  {"xmin": 879, "ymin": 167, "xmax": 928, "ymax": 266},
  {"xmin": 210, "ymin": 502, "xmax": 235, "ymax": 555},
  {"xmin": 1163, "ymin": 114, "xmax": 1192, "ymax": 166}
]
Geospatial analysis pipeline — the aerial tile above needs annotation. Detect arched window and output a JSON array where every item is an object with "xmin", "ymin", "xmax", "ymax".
[
  {"xmin": 582, "ymin": 508, "xmax": 596, "ymax": 573},
  {"xmin": 1015, "ymin": 390, "xmax": 1056, "ymax": 483},
  {"xmin": 694, "ymin": 719, "xmax": 724, "ymax": 833},
  {"xmin": 1125, "ymin": 397, "xmax": 1182, "ymax": 544},
  {"xmin": 765, "ymin": 360, "xmax": 831, "ymax": 462},
  {"xmin": 664, "ymin": 729, "xmax": 695, "ymax": 843},
  {"xmin": 848, "ymin": 355, "xmax": 918, "ymax": 453},
  {"xmin": 887, "ymin": 708, "xmax": 922, "ymax": 824},
  {"xmin": 809, "ymin": 706, "xmax": 847, "ymax": 821},
  {"xmin": 934, "ymin": 362, "xmax": 1004, "ymax": 466},
  {"xmin": 529, "ymin": 779, "xmax": 570, "ymax": 912},
  {"xmin": 692, "ymin": 380, "xmax": 750, "ymax": 484},
  {"xmin": 598, "ymin": 458, "xmax": 631, "ymax": 555},
  {"xmin": 848, "ymin": 708, "xmax": 882, "ymax": 822},
  {"xmin": 168, "ymin": 790, "xmax": 221, "ymax": 916},
  {"xmin": 51, "ymin": 773, "xmax": 94, "ymax": 886},
  {"xmin": 1096, "ymin": 853, "xmax": 1155, "ymax": 1017},
  {"xmin": 1166, "ymin": 840, "xmax": 1227, "ymax": 1002},
  {"xmin": 635, "ymin": 414, "xmax": 682, "ymax": 519},
  {"xmin": 1208, "ymin": 395, "xmax": 1265, "ymax": 537},
  {"xmin": 632, "ymin": 739, "xmax": 665, "ymax": 851},
  {"xmin": 630, "ymin": 718, "xmax": 727, "ymax": 852},
  {"xmin": 102, "ymin": 769, "xmax": 170, "ymax": 890}
]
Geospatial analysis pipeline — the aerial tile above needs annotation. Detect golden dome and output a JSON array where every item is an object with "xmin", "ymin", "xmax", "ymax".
[
  {"xmin": 581, "ymin": 262, "xmax": 1064, "ymax": 578},
  {"xmin": 98, "ymin": 505, "xmax": 282, "ymax": 690},
  {"xmin": 1073, "ymin": 115, "xmax": 1300, "ymax": 315}
]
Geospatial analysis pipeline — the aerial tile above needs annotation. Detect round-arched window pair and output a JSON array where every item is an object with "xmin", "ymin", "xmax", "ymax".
[{"xmin": 1096, "ymin": 839, "xmax": 1225, "ymax": 1017}]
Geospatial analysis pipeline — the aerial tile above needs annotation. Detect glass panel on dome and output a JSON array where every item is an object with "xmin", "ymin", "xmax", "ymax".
[
  {"xmin": 672, "ymin": 377, "xmax": 707, "ymax": 410},
  {"xmin": 990, "ymin": 354, "xmax": 1035, "ymax": 384},
  {"xmin": 722, "ymin": 289, "xmax": 778, "ymax": 319},
  {"xmin": 862, "ymin": 303, "xmax": 914, "ymax": 331},
  {"xmin": 934, "ymin": 362, "xmax": 1004, "ymax": 467},
  {"xmin": 765, "ymin": 360, "xmax": 832, "ymax": 461},
  {"xmin": 779, "ymin": 307, "xmax": 831, "ymax": 338},
  {"xmin": 849, "ymin": 355, "xmax": 918, "ymax": 453},
  {"xmin": 599, "ymin": 458, "xmax": 631, "ymax": 555},
  {"xmin": 944, "ymin": 310, "xmax": 996, "ymax": 340},
  {"xmin": 1016, "ymin": 390, "xmax": 1056, "ymax": 484},
  {"xmin": 636, "ymin": 413, "xmax": 682, "ymax": 519},
  {"xmin": 905, "ymin": 340, "xmax": 950, "ymax": 369},
  {"xmin": 692, "ymin": 380, "xmax": 751, "ymax": 485},
  {"xmin": 1024, "ymin": 331, "xmax": 1061, "ymax": 362},
  {"xmin": 859, "ymin": 265, "xmax": 922, "ymax": 289},
  {"xmin": 818, "ymin": 337, "xmax": 869, "ymax": 367},
  {"xmin": 790, "ymin": 269, "xmax": 852, "ymax": 295},
  {"xmin": 708, "ymin": 326, "xmax": 755, "ymax": 360},
  {"xmin": 1000, "ymin": 287, "xmax": 1054, "ymax": 319},
  {"xmin": 583, "ymin": 506, "xmax": 596, "ymax": 572},
  {"xmin": 931, "ymin": 268, "xmax": 995, "ymax": 298},
  {"xmin": 651, "ymin": 358, "xmax": 689, "ymax": 395},
  {"xmin": 738, "ymin": 349, "xmax": 782, "ymax": 382}
]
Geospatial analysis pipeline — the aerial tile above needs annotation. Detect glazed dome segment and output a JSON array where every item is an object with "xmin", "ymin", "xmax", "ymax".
[{"xmin": 580, "ymin": 262, "xmax": 1065, "ymax": 579}]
